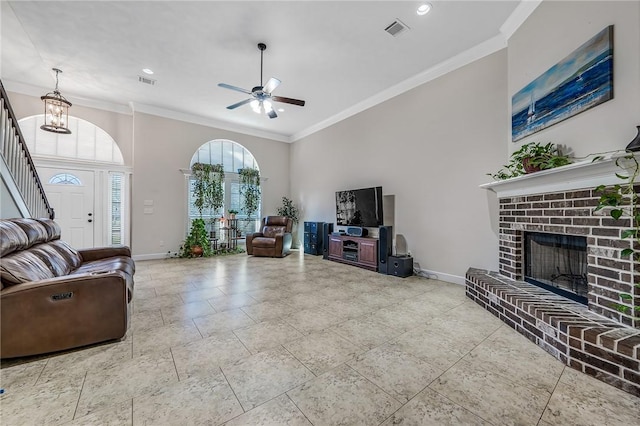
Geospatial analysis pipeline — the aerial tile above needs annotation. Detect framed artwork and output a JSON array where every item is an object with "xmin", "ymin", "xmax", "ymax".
[{"xmin": 512, "ymin": 25, "xmax": 613, "ymax": 142}]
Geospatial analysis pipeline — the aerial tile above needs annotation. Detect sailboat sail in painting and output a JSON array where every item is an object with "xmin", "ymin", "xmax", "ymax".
[{"xmin": 512, "ymin": 26, "xmax": 613, "ymax": 142}]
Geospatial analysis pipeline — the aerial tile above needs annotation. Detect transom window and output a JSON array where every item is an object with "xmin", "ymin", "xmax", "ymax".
[{"xmin": 48, "ymin": 173, "xmax": 82, "ymax": 185}]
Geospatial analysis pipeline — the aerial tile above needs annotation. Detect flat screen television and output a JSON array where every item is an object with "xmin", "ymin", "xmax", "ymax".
[{"xmin": 335, "ymin": 186, "xmax": 383, "ymax": 227}]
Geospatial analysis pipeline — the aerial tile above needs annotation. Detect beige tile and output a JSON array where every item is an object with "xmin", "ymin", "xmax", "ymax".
[
  {"xmin": 319, "ymin": 298, "xmax": 375, "ymax": 319},
  {"xmin": 193, "ymin": 309, "xmax": 256, "ymax": 336},
  {"xmin": 348, "ymin": 343, "xmax": 441, "ymax": 402},
  {"xmin": 130, "ymin": 309, "xmax": 164, "ymax": 332},
  {"xmin": 463, "ymin": 325, "xmax": 565, "ymax": 393},
  {"xmin": 152, "ymin": 282, "xmax": 197, "ymax": 296},
  {"xmin": 180, "ymin": 287, "xmax": 226, "ymax": 303},
  {"xmin": 331, "ymin": 316, "xmax": 401, "ymax": 350},
  {"xmin": 541, "ymin": 367, "xmax": 640, "ymax": 426},
  {"xmin": 287, "ymin": 364, "xmax": 401, "ymax": 426},
  {"xmin": 75, "ymin": 351, "xmax": 178, "ymax": 417},
  {"xmin": 233, "ymin": 319, "xmax": 304, "ymax": 353},
  {"xmin": 38, "ymin": 340, "xmax": 132, "ymax": 384},
  {"xmin": 365, "ymin": 304, "xmax": 428, "ymax": 332},
  {"xmin": 224, "ymin": 394, "xmax": 312, "ymax": 426},
  {"xmin": 283, "ymin": 330, "xmax": 363, "ymax": 375},
  {"xmin": 221, "ymin": 346, "xmax": 314, "ymax": 410},
  {"xmin": 133, "ymin": 294, "xmax": 183, "ymax": 313},
  {"xmin": 171, "ymin": 331, "xmax": 251, "ymax": 380},
  {"xmin": 246, "ymin": 287, "xmax": 292, "ymax": 302},
  {"xmin": 133, "ymin": 372, "xmax": 243, "ymax": 425},
  {"xmin": 240, "ymin": 300, "xmax": 297, "ymax": 322},
  {"xmin": 0, "ymin": 374, "xmax": 83, "ymax": 425},
  {"xmin": 207, "ymin": 293, "xmax": 257, "ymax": 312},
  {"xmin": 160, "ymin": 300, "xmax": 216, "ymax": 323},
  {"xmin": 132, "ymin": 321, "xmax": 202, "ymax": 357},
  {"xmin": 133, "ymin": 287, "xmax": 156, "ymax": 299},
  {"xmin": 429, "ymin": 362, "xmax": 550, "ymax": 425},
  {"xmin": 0, "ymin": 358, "xmax": 47, "ymax": 392},
  {"xmin": 282, "ymin": 307, "xmax": 343, "ymax": 334},
  {"xmin": 66, "ymin": 400, "xmax": 132, "ymax": 425},
  {"xmin": 382, "ymin": 387, "xmax": 490, "ymax": 426}
]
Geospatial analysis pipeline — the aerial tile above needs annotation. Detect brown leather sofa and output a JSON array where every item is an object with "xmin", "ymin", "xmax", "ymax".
[
  {"xmin": 0, "ymin": 218, "xmax": 134, "ymax": 358},
  {"xmin": 246, "ymin": 216, "xmax": 293, "ymax": 257}
]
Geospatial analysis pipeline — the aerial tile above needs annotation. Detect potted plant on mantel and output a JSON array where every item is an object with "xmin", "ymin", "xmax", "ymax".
[{"xmin": 488, "ymin": 142, "xmax": 572, "ymax": 180}]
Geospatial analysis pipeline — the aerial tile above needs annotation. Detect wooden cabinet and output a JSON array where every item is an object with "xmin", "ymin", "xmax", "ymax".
[{"xmin": 327, "ymin": 235, "xmax": 378, "ymax": 271}]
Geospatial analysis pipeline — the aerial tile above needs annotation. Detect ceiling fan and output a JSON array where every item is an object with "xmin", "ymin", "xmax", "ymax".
[{"xmin": 218, "ymin": 43, "xmax": 305, "ymax": 119}]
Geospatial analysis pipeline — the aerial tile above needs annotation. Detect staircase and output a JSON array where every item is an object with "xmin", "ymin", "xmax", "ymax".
[{"xmin": 0, "ymin": 80, "xmax": 54, "ymax": 219}]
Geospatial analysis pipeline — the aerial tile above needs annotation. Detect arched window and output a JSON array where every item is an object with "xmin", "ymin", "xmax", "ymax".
[
  {"xmin": 188, "ymin": 140, "xmax": 261, "ymax": 236},
  {"xmin": 48, "ymin": 173, "xmax": 82, "ymax": 185}
]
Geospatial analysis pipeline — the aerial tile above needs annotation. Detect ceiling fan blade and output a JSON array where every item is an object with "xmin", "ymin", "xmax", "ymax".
[
  {"xmin": 226, "ymin": 98, "xmax": 253, "ymax": 110},
  {"xmin": 272, "ymin": 96, "xmax": 306, "ymax": 107},
  {"xmin": 262, "ymin": 77, "xmax": 281, "ymax": 94},
  {"xmin": 218, "ymin": 83, "xmax": 252, "ymax": 95},
  {"xmin": 267, "ymin": 109, "xmax": 278, "ymax": 119}
]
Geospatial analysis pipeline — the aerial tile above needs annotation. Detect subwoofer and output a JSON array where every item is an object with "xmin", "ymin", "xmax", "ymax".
[
  {"xmin": 346, "ymin": 226, "xmax": 368, "ymax": 237},
  {"xmin": 378, "ymin": 226, "xmax": 393, "ymax": 274},
  {"xmin": 322, "ymin": 223, "xmax": 334, "ymax": 259}
]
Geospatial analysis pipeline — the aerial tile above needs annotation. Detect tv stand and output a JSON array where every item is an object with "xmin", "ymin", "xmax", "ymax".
[{"xmin": 327, "ymin": 234, "xmax": 378, "ymax": 271}]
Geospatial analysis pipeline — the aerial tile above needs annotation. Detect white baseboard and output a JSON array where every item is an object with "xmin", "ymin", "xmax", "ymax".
[
  {"xmin": 132, "ymin": 253, "xmax": 171, "ymax": 261},
  {"xmin": 417, "ymin": 268, "xmax": 465, "ymax": 286}
]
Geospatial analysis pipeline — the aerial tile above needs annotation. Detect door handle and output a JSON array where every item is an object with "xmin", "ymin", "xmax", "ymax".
[
  {"xmin": 88, "ymin": 219, "xmax": 93, "ymax": 223},
  {"xmin": 88, "ymin": 213, "xmax": 93, "ymax": 216}
]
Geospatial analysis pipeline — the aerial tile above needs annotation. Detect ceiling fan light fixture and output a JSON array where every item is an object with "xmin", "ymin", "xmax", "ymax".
[
  {"xmin": 263, "ymin": 100, "xmax": 273, "ymax": 112},
  {"xmin": 142, "ymin": 68, "xmax": 154, "ymax": 75},
  {"xmin": 40, "ymin": 68, "xmax": 72, "ymax": 134},
  {"xmin": 251, "ymin": 99, "xmax": 261, "ymax": 113},
  {"xmin": 417, "ymin": 3, "xmax": 432, "ymax": 15}
]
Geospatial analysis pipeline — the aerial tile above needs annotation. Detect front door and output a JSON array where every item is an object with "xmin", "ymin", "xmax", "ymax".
[{"xmin": 41, "ymin": 168, "xmax": 95, "ymax": 249}]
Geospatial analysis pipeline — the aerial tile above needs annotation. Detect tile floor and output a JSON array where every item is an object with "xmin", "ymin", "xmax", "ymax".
[{"xmin": 1, "ymin": 252, "xmax": 639, "ymax": 425}]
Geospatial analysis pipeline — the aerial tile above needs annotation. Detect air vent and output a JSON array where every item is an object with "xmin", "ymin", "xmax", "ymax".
[
  {"xmin": 138, "ymin": 76, "xmax": 156, "ymax": 85},
  {"xmin": 384, "ymin": 19, "xmax": 409, "ymax": 37}
]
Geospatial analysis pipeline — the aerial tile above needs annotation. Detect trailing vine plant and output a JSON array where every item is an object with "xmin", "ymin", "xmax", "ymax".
[
  {"xmin": 238, "ymin": 167, "xmax": 261, "ymax": 219},
  {"xmin": 191, "ymin": 163, "xmax": 225, "ymax": 216},
  {"xmin": 594, "ymin": 153, "xmax": 640, "ymax": 319}
]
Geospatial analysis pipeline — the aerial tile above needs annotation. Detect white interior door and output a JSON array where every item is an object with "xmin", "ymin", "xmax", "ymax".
[{"xmin": 41, "ymin": 168, "xmax": 95, "ymax": 249}]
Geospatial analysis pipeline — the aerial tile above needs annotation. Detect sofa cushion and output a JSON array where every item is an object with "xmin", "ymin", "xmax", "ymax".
[
  {"xmin": 263, "ymin": 226, "xmax": 286, "ymax": 238},
  {"xmin": 50, "ymin": 240, "xmax": 83, "ymax": 269},
  {"xmin": 251, "ymin": 237, "xmax": 277, "ymax": 248},
  {"xmin": 35, "ymin": 218, "xmax": 62, "ymax": 241},
  {"xmin": 0, "ymin": 221, "xmax": 29, "ymax": 257},
  {"xmin": 72, "ymin": 257, "xmax": 135, "ymax": 277},
  {"xmin": 0, "ymin": 251, "xmax": 56, "ymax": 286},
  {"xmin": 29, "ymin": 243, "xmax": 73, "ymax": 276},
  {"xmin": 10, "ymin": 218, "xmax": 50, "ymax": 248}
]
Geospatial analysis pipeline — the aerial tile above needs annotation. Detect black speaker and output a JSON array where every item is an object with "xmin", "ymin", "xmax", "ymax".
[
  {"xmin": 322, "ymin": 223, "xmax": 334, "ymax": 259},
  {"xmin": 378, "ymin": 226, "xmax": 393, "ymax": 274},
  {"xmin": 388, "ymin": 255, "xmax": 413, "ymax": 278}
]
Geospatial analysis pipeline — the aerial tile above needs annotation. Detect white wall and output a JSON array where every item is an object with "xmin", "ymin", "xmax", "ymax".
[
  {"xmin": 509, "ymin": 0, "xmax": 640, "ymax": 156},
  {"xmin": 291, "ymin": 51, "xmax": 509, "ymax": 283},
  {"xmin": 132, "ymin": 112, "xmax": 290, "ymax": 257}
]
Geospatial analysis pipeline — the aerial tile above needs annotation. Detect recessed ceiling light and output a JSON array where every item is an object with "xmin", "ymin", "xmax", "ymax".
[
  {"xmin": 142, "ymin": 68, "xmax": 154, "ymax": 75},
  {"xmin": 417, "ymin": 3, "xmax": 432, "ymax": 15},
  {"xmin": 278, "ymin": 108, "xmax": 284, "ymax": 112}
]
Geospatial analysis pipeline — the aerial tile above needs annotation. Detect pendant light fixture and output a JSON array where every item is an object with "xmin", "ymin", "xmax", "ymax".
[{"xmin": 40, "ymin": 68, "xmax": 72, "ymax": 134}]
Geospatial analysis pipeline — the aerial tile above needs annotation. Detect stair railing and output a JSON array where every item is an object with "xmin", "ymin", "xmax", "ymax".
[{"xmin": 0, "ymin": 80, "xmax": 54, "ymax": 219}]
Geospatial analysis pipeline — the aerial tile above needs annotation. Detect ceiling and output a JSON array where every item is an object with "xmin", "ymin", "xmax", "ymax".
[{"xmin": 1, "ymin": 1, "xmax": 525, "ymax": 142}]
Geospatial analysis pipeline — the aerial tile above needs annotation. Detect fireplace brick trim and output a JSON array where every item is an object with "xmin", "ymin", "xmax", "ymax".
[{"xmin": 466, "ymin": 268, "xmax": 640, "ymax": 397}]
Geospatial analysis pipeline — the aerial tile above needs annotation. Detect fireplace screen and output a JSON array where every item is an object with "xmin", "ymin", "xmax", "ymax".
[{"xmin": 524, "ymin": 232, "xmax": 588, "ymax": 304}]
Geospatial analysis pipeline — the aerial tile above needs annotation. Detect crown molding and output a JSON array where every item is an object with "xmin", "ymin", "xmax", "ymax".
[
  {"xmin": 291, "ymin": 33, "xmax": 508, "ymax": 142},
  {"xmin": 129, "ymin": 102, "xmax": 291, "ymax": 143},
  {"xmin": 500, "ymin": 0, "xmax": 543, "ymax": 40}
]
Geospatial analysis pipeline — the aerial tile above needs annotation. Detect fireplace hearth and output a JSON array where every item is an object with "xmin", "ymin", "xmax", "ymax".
[{"xmin": 470, "ymin": 154, "xmax": 640, "ymax": 397}]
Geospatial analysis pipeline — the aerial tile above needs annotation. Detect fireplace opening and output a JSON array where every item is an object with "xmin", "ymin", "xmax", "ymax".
[{"xmin": 524, "ymin": 232, "xmax": 588, "ymax": 304}]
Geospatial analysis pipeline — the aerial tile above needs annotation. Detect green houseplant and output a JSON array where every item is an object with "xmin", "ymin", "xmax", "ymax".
[
  {"xmin": 238, "ymin": 167, "xmax": 261, "ymax": 219},
  {"xmin": 191, "ymin": 163, "xmax": 225, "ymax": 216},
  {"xmin": 276, "ymin": 196, "xmax": 300, "ymax": 224},
  {"xmin": 489, "ymin": 142, "xmax": 572, "ymax": 180},
  {"xmin": 180, "ymin": 218, "xmax": 212, "ymax": 258},
  {"xmin": 594, "ymin": 153, "xmax": 640, "ymax": 319}
]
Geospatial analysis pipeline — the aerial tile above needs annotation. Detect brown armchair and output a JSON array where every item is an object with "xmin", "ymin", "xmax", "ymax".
[{"xmin": 246, "ymin": 216, "xmax": 293, "ymax": 257}]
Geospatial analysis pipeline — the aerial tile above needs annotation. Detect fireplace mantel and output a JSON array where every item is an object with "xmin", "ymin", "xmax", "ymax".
[{"xmin": 480, "ymin": 152, "xmax": 638, "ymax": 198}]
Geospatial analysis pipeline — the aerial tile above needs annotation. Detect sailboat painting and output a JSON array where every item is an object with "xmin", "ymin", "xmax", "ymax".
[{"xmin": 512, "ymin": 26, "xmax": 613, "ymax": 142}]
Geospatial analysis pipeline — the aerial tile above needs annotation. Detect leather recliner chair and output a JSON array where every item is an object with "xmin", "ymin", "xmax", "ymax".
[{"xmin": 246, "ymin": 216, "xmax": 293, "ymax": 257}]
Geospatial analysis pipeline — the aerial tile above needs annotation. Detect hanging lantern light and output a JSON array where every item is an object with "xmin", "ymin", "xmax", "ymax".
[{"xmin": 40, "ymin": 68, "xmax": 72, "ymax": 134}]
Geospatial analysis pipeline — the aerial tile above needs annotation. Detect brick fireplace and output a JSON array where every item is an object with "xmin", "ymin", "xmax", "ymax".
[{"xmin": 467, "ymin": 154, "xmax": 639, "ymax": 396}]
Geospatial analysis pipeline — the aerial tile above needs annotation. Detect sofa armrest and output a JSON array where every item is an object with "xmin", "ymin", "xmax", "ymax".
[
  {"xmin": 79, "ymin": 246, "xmax": 131, "ymax": 262},
  {"xmin": 274, "ymin": 233, "xmax": 293, "ymax": 257},
  {"xmin": 1, "ymin": 272, "xmax": 130, "ymax": 358}
]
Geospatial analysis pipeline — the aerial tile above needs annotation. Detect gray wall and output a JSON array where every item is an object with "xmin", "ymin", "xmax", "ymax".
[{"xmin": 291, "ymin": 51, "xmax": 508, "ymax": 283}]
